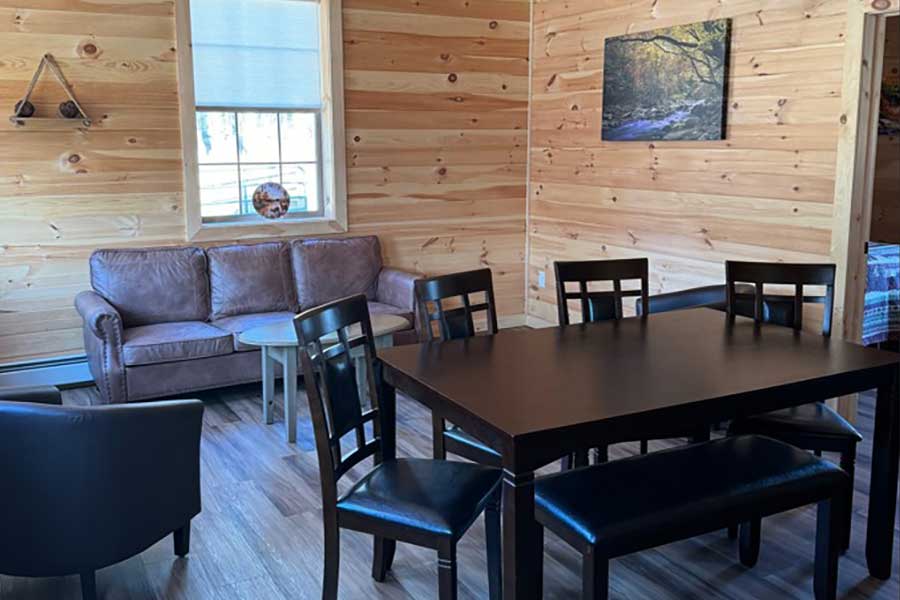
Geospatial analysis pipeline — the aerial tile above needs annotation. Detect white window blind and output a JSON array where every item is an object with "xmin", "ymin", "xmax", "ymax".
[{"xmin": 190, "ymin": 0, "xmax": 322, "ymax": 109}]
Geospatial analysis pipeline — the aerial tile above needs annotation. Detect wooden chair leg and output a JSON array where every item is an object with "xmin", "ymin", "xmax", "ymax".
[
  {"xmin": 639, "ymin": 439, "xmax": 649, "ymax": 455},
  {"xmin": 582, "ymin": 550, "xmax": 609, "ymax": 600},
  {"xmin": 372, "ymin": 536, "xmax": 396, "ymax": 582},
  {"xmin": 485, "ymin": 489, "xmax": 502, "ymax": 600},
  {"xmin": 432, "ymin": 414, "xmax": 447, "ymax": 460},
  {"xmin": 814, "ymin": 498, "xmax": 842, "ymax": 600},
  {"xmin": 174, "ymin": 521, "xmax": 191, "ymax": 557},
  {"xmin": 739, "ymin": 519, "xmax": 761, "ymax": 567},
  {"xmin": 322, "ymin": 519, "xmax": 340, "ymax": 600},
  {"xmin": 561, "ymin": 450, "xmax": 590, "ymax": 471},
  {"xmin": 839, "ymin": 446, "xmax": 857, "ymax": 553},
  {"xmin": 438, "ymin": 543, "xmax": 458, "ymax": 600},
  {"xmin": 80, "ymin": 570, "xmax": 97, "ymax": 600}
]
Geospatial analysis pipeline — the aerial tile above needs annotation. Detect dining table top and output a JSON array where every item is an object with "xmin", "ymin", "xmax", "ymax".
[{"xmin": 378, "ymin": 308, "xmax": 900, "ymax": 441}]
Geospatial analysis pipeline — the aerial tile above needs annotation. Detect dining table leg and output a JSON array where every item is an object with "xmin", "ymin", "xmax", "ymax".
[
  {"xmin": 866, "ymin": 365, "xmax": 900, "ymax": 580},
  {"xmin": 502, "ymin": 469, "xmax": 542, "ymax": 600}
]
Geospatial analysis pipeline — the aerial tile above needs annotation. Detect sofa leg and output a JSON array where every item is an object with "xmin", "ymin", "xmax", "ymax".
[
  {"xmin": 174, "ymin": 521, "xmax": 191, "ymax": 557},
  {"xmin": 80, "ymin": 570, "xmax": 97, "ymax": 600}
]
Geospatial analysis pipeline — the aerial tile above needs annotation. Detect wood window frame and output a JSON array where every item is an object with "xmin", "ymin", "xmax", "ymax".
[{"xmin": 174, "ymin": 0, "xmax": 347, "ymax": 242}]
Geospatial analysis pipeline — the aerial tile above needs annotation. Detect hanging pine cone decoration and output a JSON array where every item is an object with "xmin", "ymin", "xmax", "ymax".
[
  {"xmin": 58, "ymin": 100, "xmax": 80, "ymax": 119},
  {"xmin": 14, "ymin": 100, "xmax": 35, "ymax": 118}
]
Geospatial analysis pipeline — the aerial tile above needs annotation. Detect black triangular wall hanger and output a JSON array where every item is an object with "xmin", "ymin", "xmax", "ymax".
[{"xmin": 10, "ymin": 53, "xmax": 92, "ymax": 129}]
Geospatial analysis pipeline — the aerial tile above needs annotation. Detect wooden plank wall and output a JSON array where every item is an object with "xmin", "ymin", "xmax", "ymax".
[
  {"xmin": 0, "ymin": 0, "xmax": 529, "ymax": 365},
  {"xmin": 870, "ymin": 16, "xmax": 900, "ymax": 243},
  {"xmin": 527, "ymin": 0, "xmax": 847, "ymax": 324}
]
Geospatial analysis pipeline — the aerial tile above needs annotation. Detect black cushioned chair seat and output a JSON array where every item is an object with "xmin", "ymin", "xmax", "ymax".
[
  {"xmin": 338, "ymin": 458, "xmax": 501, "ymax": 539},
  {"xmin": 730, "ymin": 403, "xmax": 862, "ymax": 441},
  {"xmin": 535, "ymin": 436, "xmax": 846, "ymax": 551},
  {"xmin": 445, "ymin": 425, "xmax": 501, "ymax": 460}
]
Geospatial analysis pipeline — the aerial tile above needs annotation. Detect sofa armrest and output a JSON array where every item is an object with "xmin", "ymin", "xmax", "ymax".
[
  {"xmin": 0, "ymin": 385, "xmax": 62, "ymax": 405},
  {"xmin": 376, "ymin": 267, "xmax": 421, "ymax": 312},
  {"xmin": 75, "ymin": 290, "xmax": 127, "ymax": 405},
  {"xmin": 75, "ymin": 291, "xmax": 122, "ymax": 340}
]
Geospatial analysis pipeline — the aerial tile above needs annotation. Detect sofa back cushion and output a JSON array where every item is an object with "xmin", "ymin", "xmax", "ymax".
[
  {"xmin": 207, "ymin": 242, "xmax": 297, "ymax": 320},
  {"xmin": 290, "ymin": 236, "xmax": 383, "ymax": 309},
  {"xmin": 90, "ymin": 247, "xmax": 210, "ymax": 327}
]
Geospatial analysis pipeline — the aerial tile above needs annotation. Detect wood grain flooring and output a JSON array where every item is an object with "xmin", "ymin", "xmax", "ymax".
[{"xmin": 1, "ymin": 384, "xmax": 898, "ymax": 599}]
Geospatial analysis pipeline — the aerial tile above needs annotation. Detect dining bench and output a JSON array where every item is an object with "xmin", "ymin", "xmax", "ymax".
[{"xmin": 534, "ymin": 435, "xmax": 849, "ymax": 600}]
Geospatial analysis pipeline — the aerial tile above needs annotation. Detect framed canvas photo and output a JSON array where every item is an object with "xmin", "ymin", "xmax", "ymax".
[{"xmin": 601, "ymin": 19, "xmax": 732, "ymax": 142}]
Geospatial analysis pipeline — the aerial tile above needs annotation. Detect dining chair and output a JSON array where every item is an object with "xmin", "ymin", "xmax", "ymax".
[
  {"xmin": 554, "ymin": 258, "xmax": 709, "ymax": 465},
  {"xmin": 534, "ymin": 435, "xmax": 848, "ymax": 600},
  {"xmin": 294, "ymin": 294, "xmax": 502, "ymax": 600},
  {"xmin": 415, "ymin": 268, "xmax": 503, "ymax": 466},
  {"xmin": 724, "ymin": 260, "xmax": 861, "ymax": 555}
]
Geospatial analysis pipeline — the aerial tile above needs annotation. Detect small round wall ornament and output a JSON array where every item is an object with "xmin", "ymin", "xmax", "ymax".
[{"xmin": 252, "ymin": 182, "xmax": 290, "ymax": 219}]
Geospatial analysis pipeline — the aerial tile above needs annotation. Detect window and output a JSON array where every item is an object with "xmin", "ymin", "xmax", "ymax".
[
  {"xmin": 176, "ymin": 0, "xmax": 346, "ymax": 240},
  {"xmin": 196, "ymin": 110, "xmax": 322, "ymax": 220}
]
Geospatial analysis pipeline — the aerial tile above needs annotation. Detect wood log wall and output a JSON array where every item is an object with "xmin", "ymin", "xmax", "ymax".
[
  {"xmin": 0, "ymin": 0, "xmax": 529, "ymax": 365},
  {"xmin": 870, "ymin": 16, "xmax": 900, "ymax": 243},
  {"xmin": 527, "ymin": 0, "xmax": 849, "ymax": 323}
]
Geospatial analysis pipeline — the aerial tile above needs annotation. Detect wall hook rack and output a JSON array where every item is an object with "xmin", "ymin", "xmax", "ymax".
[{"xmin": 9, "ymin": 53, "xmax": 92, "ymax": 129}]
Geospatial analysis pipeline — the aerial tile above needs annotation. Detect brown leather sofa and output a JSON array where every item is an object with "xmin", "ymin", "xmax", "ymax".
[{"xmin": 75, "ymin": 236, "xmax": 419, "ymax": 405}]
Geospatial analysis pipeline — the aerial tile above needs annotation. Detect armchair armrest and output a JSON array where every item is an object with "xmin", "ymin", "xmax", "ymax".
[
  {"xmin": 0, "ymin": 385, "xmax": 62, "ymax": 405},
  {"xmin": 75, "ymin": 290, "xmax": 127, "ymax": 405},
  {"xmin": 75, "ymin": 290, "xmax": 122, "ymax": 340},
  {"xmin": 376, "ymin": 267, "xmax": 422, "ymax": 312}
]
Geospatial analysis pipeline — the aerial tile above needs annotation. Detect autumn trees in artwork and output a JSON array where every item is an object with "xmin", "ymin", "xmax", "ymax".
[{"xmin": 602, "ymin": 19, "xmax": 731, "ymax": 141}]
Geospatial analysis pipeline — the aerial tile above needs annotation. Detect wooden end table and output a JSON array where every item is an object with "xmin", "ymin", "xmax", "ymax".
[{"xmin": 238, "ymin": 313, "xmax": 411, "ymax": 443}]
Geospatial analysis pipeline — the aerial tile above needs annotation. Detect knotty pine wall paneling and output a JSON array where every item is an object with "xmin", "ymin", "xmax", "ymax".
[
  {"xmin": 0, "ymin": 0, "xmax": 529, "ymax": 365},
  {"xmin": 527, "ymin": 0, "xmax": 847, "ymax": 324}
]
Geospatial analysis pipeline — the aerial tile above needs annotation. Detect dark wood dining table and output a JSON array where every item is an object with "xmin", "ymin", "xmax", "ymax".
[{"xmin": 376, "ymin": 308, "xmax": 900, "ymax": 600}]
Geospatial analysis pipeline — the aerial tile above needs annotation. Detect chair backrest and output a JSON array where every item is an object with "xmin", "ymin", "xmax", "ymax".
[
  {"xmin": 294, "ymin": 295, "xmax": 384, "ymax": 507},
  {"xmin": 725, "ymin": 261, "xmax": 836, "ymax": 336},
  {"xmin": 554, "ymin": 258, "xmax": 650, "ymax": 325},
  {"xmin": 414, "ymin": 268, "xmax": 499, "ymax": 341}
]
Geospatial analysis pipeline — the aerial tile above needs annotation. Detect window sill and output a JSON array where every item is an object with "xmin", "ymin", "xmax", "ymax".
[{"xmin": 186, "ymin": 215, "xmax": 347, "ymax": 242}]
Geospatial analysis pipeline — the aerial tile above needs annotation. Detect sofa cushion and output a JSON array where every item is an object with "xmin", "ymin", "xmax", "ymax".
[
  {"xmin": 123, "ymin": 322, "xmax": 233, "ymax": 367},
  {"xmin": 367, "ymin": 302, "xmax": 414, "ymax": 328},
  {"xmin": 90, "ymin": 247, "xmax": 209, "ymax": 327},
  {"xmin": 207, "ymin": 242, "xmax": 297, "ymax": 320},
  {"xmin": 290, "ymin": 236, "xmax": 383, "ymax": 309},
  {"xmin": 212, "ymin": 311, "xmax": 297, "ymax": 352}
]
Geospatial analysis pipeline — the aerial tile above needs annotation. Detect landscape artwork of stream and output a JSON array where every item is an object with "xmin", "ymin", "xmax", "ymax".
[{"xmin": 602, "ymin": 19, "xmax": 731, "ymax": 142}]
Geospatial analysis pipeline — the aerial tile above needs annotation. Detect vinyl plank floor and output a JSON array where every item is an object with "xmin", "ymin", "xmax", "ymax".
[{"xmin": 1, "ymin": 383, "xmax": 898, "ymax": 599}]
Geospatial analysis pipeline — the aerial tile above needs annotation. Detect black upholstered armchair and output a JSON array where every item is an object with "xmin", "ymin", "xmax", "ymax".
[{"xmin": 0, "ymin": 386, "xmax": 204, "ymax": 600}]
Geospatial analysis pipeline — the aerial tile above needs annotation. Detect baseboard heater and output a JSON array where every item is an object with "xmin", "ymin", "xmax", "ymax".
[{"xmin": 0, "ymin": 355, "xmax": 92, "ymax": 389}]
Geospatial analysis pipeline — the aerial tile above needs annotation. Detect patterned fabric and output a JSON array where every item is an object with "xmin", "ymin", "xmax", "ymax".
[{"xmin": 862, "ymin": 243, "xmax": 900, "ymax": 346}]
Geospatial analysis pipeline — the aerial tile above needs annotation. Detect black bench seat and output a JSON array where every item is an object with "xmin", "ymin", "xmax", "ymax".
[{"xmin": 534, "ymin": 435, "xmax": 849, "ymax": 600}]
